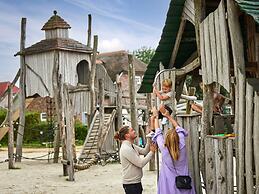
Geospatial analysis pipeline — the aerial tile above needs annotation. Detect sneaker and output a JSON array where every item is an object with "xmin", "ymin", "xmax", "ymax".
[
  {"xmin": 161, "ymin": 117, "xmax": 169, "ymax": 125},
  {"xmin": 146, "ymin": 131, "xmax": 155, "ymax": 138}
]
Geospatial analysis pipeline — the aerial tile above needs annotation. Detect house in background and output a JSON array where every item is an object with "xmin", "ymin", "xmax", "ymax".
[
  {"xmin": 97, "ymin": 50, "xmax": 147, "ymax": 126},
  {"xmin": 0, "ymin": 82, "xmax": 20, "ymax": 108}
]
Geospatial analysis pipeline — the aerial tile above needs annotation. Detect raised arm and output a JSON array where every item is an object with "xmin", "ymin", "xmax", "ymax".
[
  {"xmin": 153, "ymin": 87, "xmax": 170, "ymax": 101},
  {"xmin": 162, "ymin": 109, "xmax": 179, "ymax": 128},
  {"xmin": 122, "ymin": 146, "xmax": 155, "ymax": 168}
]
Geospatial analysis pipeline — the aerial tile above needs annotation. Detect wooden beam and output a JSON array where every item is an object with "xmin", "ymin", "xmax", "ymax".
[
  {"xmin": 90, "ymin": 35, "xmax": 98, "ymax": 118},
  {"xmin": 227, "ymin": 0, "xmax": 246, "ymax": 193},
  {"xmin": 16, "ymin": 18, "xmax": 26, "ymax": 162},
  {"xmin": 63, "ymin": 84, "xmax": 75, "ymax": 181},
  {"xmin": 176, "ymin": 57, "xmax": 200, "ymax": 76},
  {"xmin": 128, "ymin": 54, "xmax": 138, "ymax": 143},
  {"xmin": 52, "ymin": 51, "xmax": 62, "ymax": 163},
  {"xmin": 169, "ymin": 18, "xmax": 187, "ymax": 68},
  {"xmin": 0, "ymin": 69, "xmax": 20, "ymax": 103},
  {"xmin": 8, "ymin": 86, "xmax": 15, "ymax": 169},
  {"xmin": 87, "ymin": 14, "xmax": 92, "ymax": 48},
  {"xmin": 116, "ymin": 74, "xmax": 123, "ymax": 130},
  {"xmin": 97, "ymin": 79, "xmax": 104, "ymax": 155},
  {"xmin": 254, "ymin": 92, "xmax": 259, "ymax": 192},
  {"xmin": 245, "ymin": 81, "xmax": 254, "ymax": 193}
]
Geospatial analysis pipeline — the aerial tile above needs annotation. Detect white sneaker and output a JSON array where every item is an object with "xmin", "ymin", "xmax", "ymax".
[
  {"xmin": 161, "ymin": 117, "xmax": 168, "ymax": 125},
  {"xmin": 146, "ymin": 131, "xmax": 155, "ymax": 138}
]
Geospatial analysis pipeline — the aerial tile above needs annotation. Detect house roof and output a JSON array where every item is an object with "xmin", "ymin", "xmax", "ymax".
[
  {"xmin": 97, "ymin": 50, "xmax": 147, "ymax": 81},
  {"xmin": 236, "ymin": 0, "xmax": 259, "ymax": 24},
  {"xmin": 42, "ymin": 10, "xmax": 71, "ymax": 30},
  {"xmin": 15, "ymin": 38, "xmax": 92, "ymax": 56},
  {"xmin": 0, "ymin": 82, "xmax": 19, "ymax": 96},
  {"xmin": 138, "ymin": 0, "xmax": 197, "ymax": 93}
]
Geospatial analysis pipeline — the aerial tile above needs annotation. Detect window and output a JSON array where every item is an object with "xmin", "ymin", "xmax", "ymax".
[
  {"xmin": 135, "ymin": 76, "xmax": 141, "ymax": 85},
  {"xmin": 40, "ymin": 113, "xmax": 47, "ymax": 121}
]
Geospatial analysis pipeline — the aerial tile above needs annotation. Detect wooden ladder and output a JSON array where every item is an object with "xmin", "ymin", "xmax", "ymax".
[{"xmin": 75, "ymin": 111, "xmax": 112, "ymax": 170}]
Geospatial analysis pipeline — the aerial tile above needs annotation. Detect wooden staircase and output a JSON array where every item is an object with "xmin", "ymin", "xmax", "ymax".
[{"xmin": 75, "ymin": 111, "xmax": 114, "ymax": 170}]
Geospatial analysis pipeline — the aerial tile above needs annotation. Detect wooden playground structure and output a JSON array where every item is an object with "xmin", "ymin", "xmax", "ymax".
[{"xmin": 1, "ymin": 0, "xmax": 259, "ymax": 193}]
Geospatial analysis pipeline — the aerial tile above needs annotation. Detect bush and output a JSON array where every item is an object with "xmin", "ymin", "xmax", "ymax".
[
  {"xmin": 75, "ymin": 120, "xmax": 88, "ymax": 141},
  {"xmin": 0, "ymin": 110, "xmax": 88, "ymax": 146},
  {"xmin": 0, "ymin": 108, "xmax": 7, "ymax": 125}
]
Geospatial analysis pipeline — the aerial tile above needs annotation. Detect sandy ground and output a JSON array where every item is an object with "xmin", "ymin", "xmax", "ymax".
[{"xmin": 0, "ymin": 147, "xmax": 157, "ymax": 194}]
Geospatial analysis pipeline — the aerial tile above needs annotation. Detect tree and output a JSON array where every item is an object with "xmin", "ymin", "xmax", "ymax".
[{"xmin": 133, "ymin": 46, "xmax": 155, "ymax": 64}]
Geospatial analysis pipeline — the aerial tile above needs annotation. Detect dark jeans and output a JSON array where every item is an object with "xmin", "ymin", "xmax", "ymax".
[{"xmin": 123, "ymin": 182, "xmax": 143, "ymax": 194}]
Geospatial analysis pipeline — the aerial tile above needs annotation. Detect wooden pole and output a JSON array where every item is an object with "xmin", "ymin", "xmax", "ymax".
[
  {"xmin": 245, "ymin": 80, "xmax": 254, "ymax": 193},
  {"xmin": 227, "ymin": 1, "xmax": 246, "ymax": 193},
  {"xmin": 16, "ymin": 17, "xmax": 26, "ymax": 162},
  {"xmin": 8, "ymin": 86, "xmax": 15, "ymax": 169},
  {"xmin": 90, "ymin": 35, "xmax": 98, "ymax": 119},
  {"xmin": 116, "ymin": 75, "xmax": 123, "ymax": 130},
  {"xmin": 97, "ymin": 78, "xmax": 104, "ymax": 155},
  {"xmin": 128, "ymin": 54, "xmax": 138, "ymax": 143},
  {"xmin": 194, "ymin": 0, "xmax": 206, "ymax": 56},
  {"xmin": 87, "ymin": 14, "xmax": 92, "ymax": 48},
  {"xmin": 52, "ymin": 51, "xmax": 61, "ymax": 163},
  {"xmin": 226, "ymin": 138, "xmax": 234, "ymax": 194},
  {"xmin": 147, "ymin": 93, "xmax": 155, "ymax": 171},
  {"xmin": 63, "ymin": 84, "xmax": 75, "ymax": 181},
  {"xmin": 254, "ymin": 92, "xmax": 259, "ymax": 193}
]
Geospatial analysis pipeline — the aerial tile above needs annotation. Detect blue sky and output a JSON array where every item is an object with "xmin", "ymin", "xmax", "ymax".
[{"xmin": 0, "ymin": 0, "xmax": 170, "ymax": 81}]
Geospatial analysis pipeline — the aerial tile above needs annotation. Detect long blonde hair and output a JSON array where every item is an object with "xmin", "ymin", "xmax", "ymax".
[{"xmin": 164, "ymin": 128, "xmax": 180, "ymax": 161}]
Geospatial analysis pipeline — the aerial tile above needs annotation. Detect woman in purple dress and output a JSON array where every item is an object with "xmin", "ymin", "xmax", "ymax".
[{"xmin": 150, "ymin": 107, "xmax": 195, "ymax": 194}]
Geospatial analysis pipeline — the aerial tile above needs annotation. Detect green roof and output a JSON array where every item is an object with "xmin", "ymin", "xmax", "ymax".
[
  {"xmin": 138, "ymin": 0, "xmax": 259, "ymax": 94},
  {"xmin": 138, "ymin": 0, "xmax": 197, "ymax": 93},
  {"xmin": 236, "ymin": 0, "xmax": 259, "ymax": 24}
]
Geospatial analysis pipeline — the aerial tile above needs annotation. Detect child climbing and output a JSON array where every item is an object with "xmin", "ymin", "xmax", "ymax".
[
  {"xmin": 147, "ymin": 79, "xmax": 173, "ymax": 138},
  {"xmin": 153, "ymin": 78, "xmax": 173, "ymax": 124}
]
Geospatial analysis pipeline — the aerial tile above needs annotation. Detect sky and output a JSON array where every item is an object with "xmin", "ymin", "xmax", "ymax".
[{"xmin": 0, "ymin": 0, "xmax": 170, "ymax": 81}]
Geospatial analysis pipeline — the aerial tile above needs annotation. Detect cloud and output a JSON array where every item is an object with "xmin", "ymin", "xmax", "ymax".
[{"xmin": 99, "ymin": 38, "xmax": 124, "ymax": 52}]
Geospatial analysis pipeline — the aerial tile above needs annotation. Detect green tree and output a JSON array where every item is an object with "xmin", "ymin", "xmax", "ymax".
[{"xmin": 133, "ymin": 46, "xmax": 155, "ymax": 64}]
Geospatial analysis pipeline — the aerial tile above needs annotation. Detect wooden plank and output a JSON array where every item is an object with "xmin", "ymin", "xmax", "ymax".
[
  {"xmin": 184, "ymin": 117, "xmax": 194, "ymax": 181},
  {"xmin": 199, "ymin": 22, "xmax": 208, "ymax": 84},
  {"xmin": 208, "ymin": 13, "xmax": 218, "ymax": 83},
  {"xmin": 227, "ymin": 1, "xmax": 246, "ymax": 192},
  {"xmin": 190, "ymin": 116, "xmax": 202, "ymax": 194},
  {"xmin": 169, "ymin": 18, "xmax": 186, "ymax": 67},
  {"xmin": 205, "ymin": 137, "xmax": 216, "ymax": 193},
  {"xmin": 218, "ymin": 139, "xmax": 227, "ymax": 193},
  {"xmin": 219, "ymin": 0, "xmax": 230, "ymax": 92},
  {"xmin": 254, "ymin": 92, "xmax": 259, "ymax": 192},
  {"xmin": 16, "ymin": 18, "xmax": 26, "ymax": 162},
  {"xmin": 245, "ymin": 81, "xmax": 254, "ymax": 193},
  {"xmin": 203, "ymin": 17, "xmax": 213, "ymax": 84},
  {"xmin": 226, "ymin": 138, "xmax": 234, "ymax": 194},
  {"xmin": 97, "ymin": 79, "xmax": 104, "ymax": 155},
  {"xmin": 214, "ymin": 7, "xmax": 223, "ymax": 89}
]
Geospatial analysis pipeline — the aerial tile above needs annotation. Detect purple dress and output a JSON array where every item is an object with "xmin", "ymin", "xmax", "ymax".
[{"xmin": 152, "ymin": 127, "xmax": 196, "ymax": 194}]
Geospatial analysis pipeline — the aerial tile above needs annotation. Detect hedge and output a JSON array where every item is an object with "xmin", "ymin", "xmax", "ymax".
[{"xmin": 0, "ymin": 111, "xmax": 88, "ymax": 145}]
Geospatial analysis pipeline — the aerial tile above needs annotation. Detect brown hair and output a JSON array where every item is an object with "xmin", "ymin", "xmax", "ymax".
[
  {"xmin": 162, "ymin": 79, "xmax": 172, "ymax": 88},
  {"xmin": 114, "ymin": 126, "xmax": 130, "ymax": 141},
  {"xmin": 164, "ymin": 128, "xmax": 180, "ymax": 161}
]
